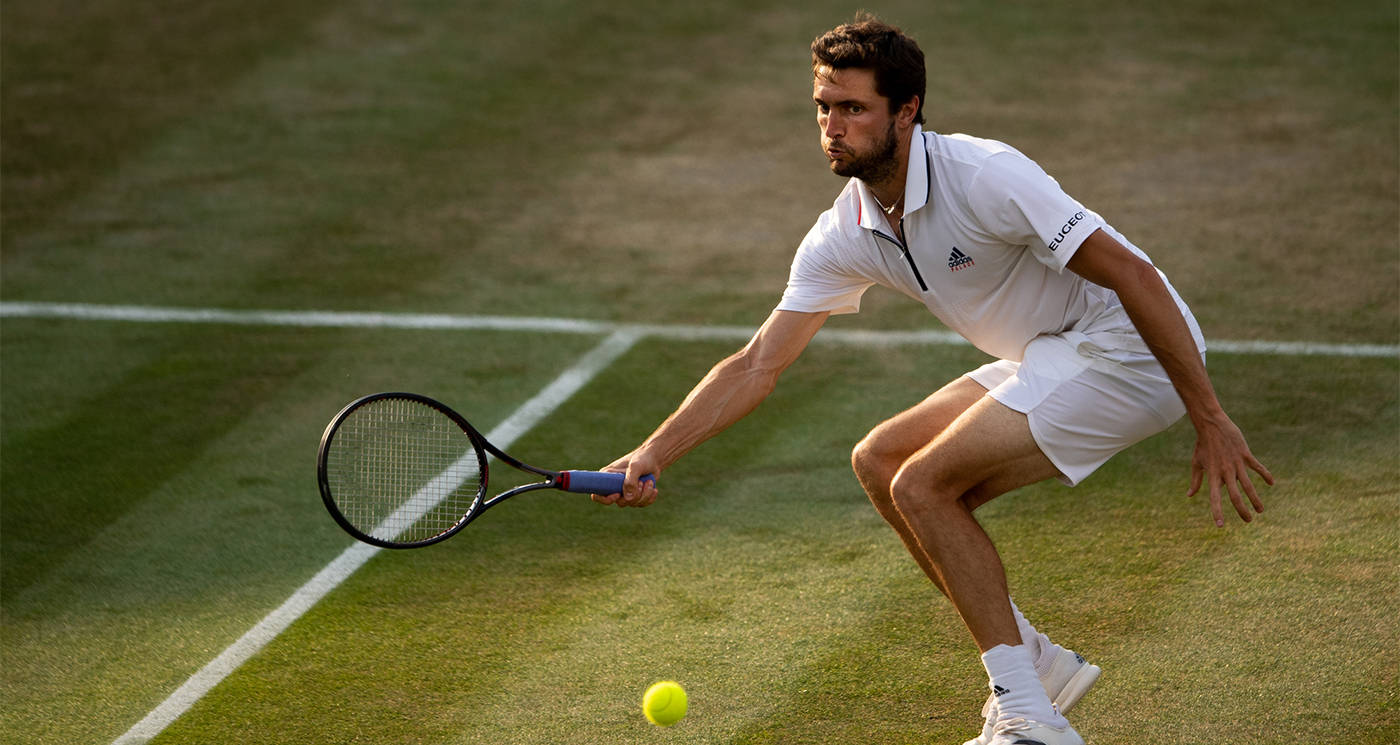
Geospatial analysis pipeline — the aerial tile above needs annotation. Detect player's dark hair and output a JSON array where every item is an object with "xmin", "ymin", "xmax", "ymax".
[{"xmin": 811, "ymin": 14, "xmax": 926, "ymax": 125}]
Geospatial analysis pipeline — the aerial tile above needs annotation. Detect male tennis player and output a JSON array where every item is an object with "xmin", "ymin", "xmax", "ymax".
[{"xmin": 594, "ymin": 16, "xmax": 1273, "ymax": 745}]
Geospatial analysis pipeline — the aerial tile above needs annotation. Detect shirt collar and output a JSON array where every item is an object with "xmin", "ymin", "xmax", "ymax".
[{"xmin": 855, "ymin": 124, "xmax": 930, "ymax": 231}]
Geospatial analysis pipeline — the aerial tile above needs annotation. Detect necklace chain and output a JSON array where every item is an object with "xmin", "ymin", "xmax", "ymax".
[{"xmin": 875, "ymin": 192, "xmax": 903, "ymax": 215}]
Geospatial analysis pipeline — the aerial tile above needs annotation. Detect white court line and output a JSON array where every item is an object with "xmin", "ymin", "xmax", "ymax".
[
  {"xmin": 110, "ymin": 329, "xmax": 643, "ymax": 745},
  {"xmin": 2, "ymin": 300, "xmax": 1396, "ymax": 357}
]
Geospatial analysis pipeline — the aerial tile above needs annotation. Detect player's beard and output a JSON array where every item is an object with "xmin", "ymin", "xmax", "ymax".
[{"xmin": 828, "ymin": 119, "xmax": 899, "ymax": 184}]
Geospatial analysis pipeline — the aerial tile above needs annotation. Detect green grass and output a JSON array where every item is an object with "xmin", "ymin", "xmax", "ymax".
[{"xmin": 2, "ymin": 0, "xmax": 1397, "ymax": 743}]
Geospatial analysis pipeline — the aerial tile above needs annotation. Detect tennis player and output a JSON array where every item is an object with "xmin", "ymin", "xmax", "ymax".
[{"xmin": 595, "ymin": 16, "xmax": 1273, "ymax": 745}]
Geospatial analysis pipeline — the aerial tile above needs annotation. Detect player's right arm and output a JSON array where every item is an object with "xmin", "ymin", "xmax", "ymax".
[{"xmin": 593, "ymin": 308, "xmax": 829, "ymax": 507}]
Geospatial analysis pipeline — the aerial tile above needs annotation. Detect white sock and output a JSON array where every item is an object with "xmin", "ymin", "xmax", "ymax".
[
  {"xmin": 981, "ymin": 643, "xmax": 1068, "ymax": 727},
  {"xmin": 1009, "ymin": 598, "xmax": 1066, "ymax": 678}
]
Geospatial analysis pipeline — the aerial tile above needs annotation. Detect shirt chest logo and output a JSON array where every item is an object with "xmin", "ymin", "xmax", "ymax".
[{"xmin": 947, "ymin": 247, "xmax": 975, "ymax": 272}]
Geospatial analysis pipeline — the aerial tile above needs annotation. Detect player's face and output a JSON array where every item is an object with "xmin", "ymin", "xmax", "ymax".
[{"xmin": 813, "ymin": 66, "xmax": 899, "ymax": 183}]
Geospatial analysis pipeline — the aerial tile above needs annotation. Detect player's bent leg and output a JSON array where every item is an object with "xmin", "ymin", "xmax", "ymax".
[
  {"xmin": 885, "ymin": 395, "xmax": 1059, "ymax": 650},
  {"xmin": 886, "ymin": 396, "xmax": 1075, "ymax": 734},
  {"xmin": 855, "ymin": 386, "xmax": 1092, "ymax": 741},
  {"xmin": 850, "ymin": 377, "xmax": 986, "ymax": 596}
]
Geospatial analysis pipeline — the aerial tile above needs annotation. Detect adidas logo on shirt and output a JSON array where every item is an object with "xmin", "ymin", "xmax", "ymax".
[{"xmin": 948, "ymin": 247, "xmax": 975, "ymax": 271}]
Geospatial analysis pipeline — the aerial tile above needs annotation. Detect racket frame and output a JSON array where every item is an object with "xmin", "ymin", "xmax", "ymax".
[{"xmin": 317, "ymin": 391, "xmax": 571, "ymax": 549}]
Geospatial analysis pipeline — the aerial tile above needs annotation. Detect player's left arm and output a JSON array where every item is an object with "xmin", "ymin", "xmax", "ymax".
[{"xmin": 1065, "ymin": 228, "xmax": 1275, "ymax": 527}]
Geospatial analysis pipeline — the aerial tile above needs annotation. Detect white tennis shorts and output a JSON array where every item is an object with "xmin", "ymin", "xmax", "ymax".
[{"xmin": 966, "ymin": 333, "xmax": 1193, "ymax": 486}]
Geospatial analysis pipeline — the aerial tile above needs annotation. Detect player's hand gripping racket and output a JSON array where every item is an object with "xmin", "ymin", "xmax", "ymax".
[{"xmin": 317, "ymin": 392, "xmax": 652, "ymax": 549}]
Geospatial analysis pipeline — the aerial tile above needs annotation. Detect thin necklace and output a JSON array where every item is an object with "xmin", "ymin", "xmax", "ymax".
[{"xmin": 875, "ymin": 192, "xmax": 903, "ymax": 215}]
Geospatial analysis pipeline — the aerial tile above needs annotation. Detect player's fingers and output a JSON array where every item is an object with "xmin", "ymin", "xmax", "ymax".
[
  {"xmin": 630, "ymin": 479, "xmax": 660, "ymax": 508},
  {"xmin": 619, "ymin": 467, "xmax": 659, "ymax": 508},
  {"xmin": 607, "ymin": 467, "xmax": 635, "ymax": 509},
  {"xmin": 632, "ymin": 474, "xmax": 652, "ymax": 502},
  {"xmin": 1225, "ymin": 472, "xmax": 1252, "ymax": 523},
  {"xmin": 1241, "ymin": 470, "xmax": 1264, "ymax": 514},
  {"xmin": 1187, "ymin": 461, "xmax": 1204, "ymax": 498},
  {"xmin": 1248, "ymin": 454, "xmax": 1276, "ymax": 486},
  {"xmin": 591, "ymin": 490, "xmax": 622, "ymax": 505},
  {"xmin": 620, "ymin": 466, "xmax": 647, "ymax": 505},
  {"xmin": 1209, "ymin": 478, "xmax": 1224, "ymax": 528}
]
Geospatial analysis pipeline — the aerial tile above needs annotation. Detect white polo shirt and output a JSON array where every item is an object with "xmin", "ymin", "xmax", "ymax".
[{"xmin": 778, "ymin": 126, "xmax": 1205, "ymax": 362}]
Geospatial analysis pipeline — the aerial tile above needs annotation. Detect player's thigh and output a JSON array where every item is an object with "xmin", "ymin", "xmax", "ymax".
[
  {"xmin": 855, "ymin": 376, "xmax": 988, "ymax": 464},
  {"xmin": 894, "ymin": 394, "xmax": 1060, "ymax": 504}
]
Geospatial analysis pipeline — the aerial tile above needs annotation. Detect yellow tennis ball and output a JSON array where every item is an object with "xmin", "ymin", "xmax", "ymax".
[{"xmin": 642, "ymin": 680, "xmax": 687, "ymax": 726}]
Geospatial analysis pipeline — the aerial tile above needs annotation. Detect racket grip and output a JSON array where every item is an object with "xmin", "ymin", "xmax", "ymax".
[{"xmin": 557, "ymin": 470, "xmax": 655, "ymax": 494}]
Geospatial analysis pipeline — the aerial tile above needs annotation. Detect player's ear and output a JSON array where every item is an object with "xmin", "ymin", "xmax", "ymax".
[{"xmin": 896, "ymin": 95, "xmax": 920, "ymax": 128}]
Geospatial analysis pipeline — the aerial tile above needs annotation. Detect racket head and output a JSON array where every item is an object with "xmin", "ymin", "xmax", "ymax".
[{"xmin": 317, "ymin": 392, "xmax": 489, "ymax": 548}]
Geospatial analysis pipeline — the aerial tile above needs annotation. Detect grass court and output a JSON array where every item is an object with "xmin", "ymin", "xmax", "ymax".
[{"xmin": 2, "ymin": 1, "xmax": 1396, "ymax": 743}]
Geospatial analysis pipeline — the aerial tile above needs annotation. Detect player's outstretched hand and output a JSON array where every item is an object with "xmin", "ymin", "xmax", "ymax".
[
  {"xmin": 591, "ymin": 452, "xmax": 660, "ymax": 508},
  {"xmin": 1187, "ymin": 414, "xmax": 1274, "ymax": 527}
]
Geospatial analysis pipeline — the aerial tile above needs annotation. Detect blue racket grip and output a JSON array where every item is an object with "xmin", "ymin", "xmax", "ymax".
[{"xmin": 557, "ymin": 470, "xmax": 655, "ymax": 495}]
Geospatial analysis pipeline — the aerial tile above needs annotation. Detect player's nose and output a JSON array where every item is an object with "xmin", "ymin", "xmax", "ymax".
[{"xmin": 823, "ymin": 114, "xmax": 844, "ymax": 138}]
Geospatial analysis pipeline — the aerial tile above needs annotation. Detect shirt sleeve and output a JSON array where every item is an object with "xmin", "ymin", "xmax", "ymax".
[
  {"xmin": 966, "ymin": 151, "xmax": 1104, "ymax": 272},
  {"xmin": 776, "ymin": 216, "xmax": 873, "ymax": 315}
]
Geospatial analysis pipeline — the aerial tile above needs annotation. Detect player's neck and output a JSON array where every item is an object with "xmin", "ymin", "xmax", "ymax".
[
  {"xmin": 867, "ymin": 130, "xmax": 913, "ymax": 222},
  {"xmin": 869, "ymin": 175, "xmax": 907, "ymax": 229},
  {"xmin": 870, "ymin": 182, "xmax": 906, "ymax": 242}
]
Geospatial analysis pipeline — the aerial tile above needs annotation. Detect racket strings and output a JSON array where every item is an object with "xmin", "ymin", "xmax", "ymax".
[{"xmin": 326, "ymin": 397, "xmax": 485, "ymax": 544}]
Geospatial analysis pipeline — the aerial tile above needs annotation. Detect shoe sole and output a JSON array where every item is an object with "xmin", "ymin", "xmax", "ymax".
[{"xmin": 1051, "ymin": 662, "xmax": 1100, "ymax": 714}]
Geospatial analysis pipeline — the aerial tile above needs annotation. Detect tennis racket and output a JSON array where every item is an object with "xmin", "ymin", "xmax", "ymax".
[{"xmin": 317, "ymin": 391, "xmax": 651, "ymax": 549}]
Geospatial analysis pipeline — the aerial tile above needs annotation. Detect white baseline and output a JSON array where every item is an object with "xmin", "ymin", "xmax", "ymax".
[{"xmin": 2, "ymin": 301, "xmax": 1396, "ymax": 357}]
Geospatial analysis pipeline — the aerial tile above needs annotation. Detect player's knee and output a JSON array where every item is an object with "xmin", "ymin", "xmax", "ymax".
[
  {"xmin": 851, "ymin": 432, "xmax": 900, "ymax": 496},
  {"xmin": 850, "ymin": 435, "xmax": 879, "ymax": 482},
  {"xmin": 888, "ymin": 461, "xmax": 960, "ymax": 516},
  {"xmin": 887, "ymin": 469, "xmax": 926, "ymax": 515}
]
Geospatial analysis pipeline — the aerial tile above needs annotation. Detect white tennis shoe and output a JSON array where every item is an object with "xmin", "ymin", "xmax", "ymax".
[
  {"xmin": 1041, "ymin": 649, "xmax": 1100, "ymax": 713},
  {"xmin": 961, "ymin": 694, "xmax": 1000, "ymax": 745},
  {"xmin": 962, "ymin": 649, "xmax": 1100, "ymax": 745},
  {"xmin": 987, "ymin": 717, "xmax": 1084, "ymax": 745}
]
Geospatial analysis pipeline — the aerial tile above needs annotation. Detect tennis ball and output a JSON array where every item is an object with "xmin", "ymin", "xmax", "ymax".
[{"xmin": 642, "ymin": 680, "xmax": 687, "ymax": 726}]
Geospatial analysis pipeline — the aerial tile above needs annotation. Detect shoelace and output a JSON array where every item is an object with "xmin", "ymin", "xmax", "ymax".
[{"xmin": 992, "ymin": 717, "xmax": 1033, "ymax": 735}]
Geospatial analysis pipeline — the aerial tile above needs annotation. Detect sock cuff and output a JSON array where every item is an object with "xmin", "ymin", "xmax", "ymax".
[
  {"xmin": 980, "ymin": 643, "xmax": 1035, "ymax": 676},
  {"xmin": 1009, "ymin": 599, "xmax": 1060, "ymax": 675},
  {"xmin": 980, "ymin": 643, "xmax": 1068, "ymax": 727}
]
